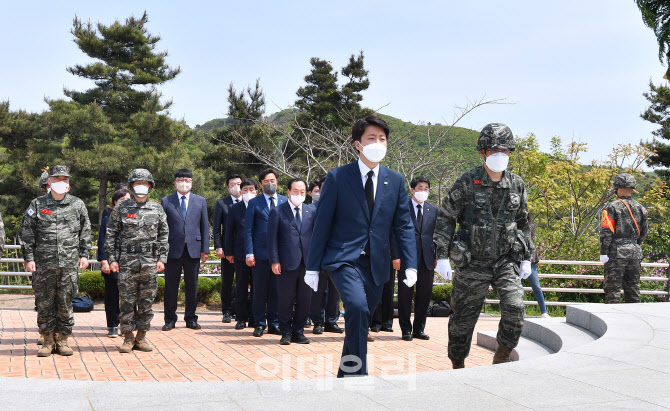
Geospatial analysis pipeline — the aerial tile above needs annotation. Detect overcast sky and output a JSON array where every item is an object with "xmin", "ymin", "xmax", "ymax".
[{"xmin": 1, "ymin": 0, "xmax": 665, "ymax": 166}]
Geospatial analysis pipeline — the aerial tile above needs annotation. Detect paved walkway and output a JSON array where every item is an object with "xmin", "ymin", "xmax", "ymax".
[{"xmin": 0, "ymin": 309, "xmax": 498, "ymax": 382}]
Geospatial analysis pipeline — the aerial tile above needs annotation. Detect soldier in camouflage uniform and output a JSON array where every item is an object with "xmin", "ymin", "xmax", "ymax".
[
  {"xmin": 18, "ymin": 165, "xmax": 91, "ymax": 357},
  {"xmin": 434, "ymin": 124, "xmax": 534, "ymax": 368},
  {"xmin": 105, "ymin": 169, "xmax": 169, "ymax": 353},
  {"xmin": 599, "ymin": 173, "xmax": 649, "ymax": 304}
]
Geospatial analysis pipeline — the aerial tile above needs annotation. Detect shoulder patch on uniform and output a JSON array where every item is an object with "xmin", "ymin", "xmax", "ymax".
[
  {"xmin": 450, "ymin": 189, "xmax": 463, "ymax": 202},
  {"xmin": 26, "ymin": 208, "xmax": 35, "ymax": 217}
]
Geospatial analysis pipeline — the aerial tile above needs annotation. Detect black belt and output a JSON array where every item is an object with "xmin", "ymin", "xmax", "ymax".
[{"xmin": 125, "ymin": 244, "xmax": 155, "ymax": 254}]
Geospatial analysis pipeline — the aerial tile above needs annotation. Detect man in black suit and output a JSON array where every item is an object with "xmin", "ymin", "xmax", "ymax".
[
  {"xmin": 370, "ymin": 235, "xmax": 400, "ymax": 334},
  {"xmin": 397, "ymin": 176, "xmax": 438, "ymax": 341},
  {"xmin": 267, "ymin": 178, "xmax": 316, "ymax": 345},
  {"xmin": 161, "ymin": 169, "xmax": 210, "ymax": 331},
  {"xmin": 225, "ymin": 179, "xmax": 258, "ymax": 330},
  {"xmin": 213, "ymin": 174, "xmax": 243, "ymax": 323}
]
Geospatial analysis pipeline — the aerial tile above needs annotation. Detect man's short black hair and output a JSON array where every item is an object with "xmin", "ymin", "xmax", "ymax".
[
  {"xmin": 241, "ymin": 178, "xmax": 257, "ymax": 190},
  {"xmin": 226, "ymin": 174, "xmax": 242, "ymax": 186},
  {"xmin": 352, "ymin": 115, "xmax": 390, "ymax": 143},
  {"xmin": 174, "ymin": 169, "xmax": 193, "ymax": 179},
  {"xmin": 114, "ymin": 182, "xmax": 129, "ymax": 191},
  {"xmin": 112, "ymin": 188, "xmax": 131, "ymax": 206},
  {"xmin": 308, "ymin": 179, "xmax": 320, "ymax": 192},
  {"xmin": 287, "ymin": 178, "xmax": 307, "ymax": 191},
  {"xmin": 258, "ymin": 169, "xmax": 277, "ymax": 182},
  {"xmin": 410, "ymin": 176, "xmax": 431, "ymax": 189},
  {"xmin": 318, "ymin": 177, "xmax": 326, "ymax": 189}
]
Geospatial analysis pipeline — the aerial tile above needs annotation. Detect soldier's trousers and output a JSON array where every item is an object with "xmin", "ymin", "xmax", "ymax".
[
  {"xmin": 603, "ymin": 258, "xmax": 641, "ymax": 304},
  {"xmin": 118, "ymin": 259, "xmax": 158, "ymax": 334},
  {"xmin": 33, "ymin": 267, "xmax": 78, "ymax": 335},
  {"xmin": 448, "ymin": 260, "xmax": 525, "ymax": 362}
]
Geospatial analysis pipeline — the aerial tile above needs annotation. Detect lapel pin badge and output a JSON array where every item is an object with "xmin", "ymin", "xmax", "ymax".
[{"xmin": 384, "ymin": 181, "xmax": 388, "ymax": 185}]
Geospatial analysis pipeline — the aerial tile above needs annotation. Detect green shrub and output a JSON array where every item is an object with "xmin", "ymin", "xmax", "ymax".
[
  {"xmin": 197, "ymin": 277, "xmax": 216, "ymax": 303},
  {"xmin": 155, "ymin": 276, "xmax": 165, "ymax": 302},
  {"xmin": 431, "ymin": 284, "xmax": 453, "ymax": 303},
  {"xmin": 78, "ymin": 271, "xmax": 106, "ymax": 299}
]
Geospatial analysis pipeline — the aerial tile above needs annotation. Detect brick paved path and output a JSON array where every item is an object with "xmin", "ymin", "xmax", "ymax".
[{"xmin": 0, "ymin": 309, "xmax": 498, "ymax": 382}]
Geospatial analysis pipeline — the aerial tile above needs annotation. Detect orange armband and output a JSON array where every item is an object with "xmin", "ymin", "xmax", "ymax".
[{"xmin": 601, "ymin": 210, "xmax": 615, "ymax": 233}]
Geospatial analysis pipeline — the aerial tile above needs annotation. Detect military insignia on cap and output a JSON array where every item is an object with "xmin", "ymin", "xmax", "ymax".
[{"xmin": 27, "ymin": 208, "xmax": 35, "ymax": 217}]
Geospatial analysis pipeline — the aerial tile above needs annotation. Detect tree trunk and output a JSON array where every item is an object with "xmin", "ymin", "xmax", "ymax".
[{"xmin": 98, "ymin": 177, "xmax": 108, "ymax": 228}]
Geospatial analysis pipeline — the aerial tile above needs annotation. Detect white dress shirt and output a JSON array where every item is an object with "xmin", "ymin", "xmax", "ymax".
[
  {"xmin": 358, "ymin": 158, "xmax": 380, "ymax": 200},
  {"xmin": 231, "ymin": 195, "xmax": 242, "ymax": 205},
  {"xmin": 291, "ymin": 201, "xmax": 303, "ymax": 217},
  {"xmin": 177, "ymin": 191, "xmax": 191, "ymax": 211},
  {"xmin": 263, "ymin": 192, "xmax": 277, "ymax": 209},
  {"xmin": 412, "ymin": 198, "xmax": 423, "ymax": 218}
]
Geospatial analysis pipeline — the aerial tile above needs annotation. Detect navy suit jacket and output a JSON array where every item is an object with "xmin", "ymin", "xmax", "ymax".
[
  {"xmin": 225, "ymin": 200, "xmax": 248, "ymax": 261},
  {"xmin": 267, "ymin": 201, "xmax": 316, "ymax": 271},
  {"xmin": 306, "ymin": 162, "xmax": 417, "ymax": 286},
  {"xmin": 161, "ymin": 192, "xmax": 210, "ymax": 259},
  {"xmin": 244, "ymin": 194, "xmax": 288, "ymax": 261},
  {"xmin": 213, "ymin": 196, "xmax": 236, "ymax": 250},
  {"xmin": 408, "ymin": 200, "xmax": 437, "ymax": 270}
]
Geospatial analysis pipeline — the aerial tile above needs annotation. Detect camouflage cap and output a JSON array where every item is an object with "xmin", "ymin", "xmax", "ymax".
[
  {"xmin": 476, "ymin": 123, "xmax": 516, "ymax": 152},
  {"xmin": 49, "ymin": 165, "xmax": 70, "ymax": 177},
  {"xmin": 127, "ymin": 168, "xmax": 155, "ymax": 186},
  {"xmin": 613, "ymin": 173, "xmax": 636, "ymax": 189},
  {"xmin": 39, "ymin": 170, "xmax": 49, "ymax": 188}
]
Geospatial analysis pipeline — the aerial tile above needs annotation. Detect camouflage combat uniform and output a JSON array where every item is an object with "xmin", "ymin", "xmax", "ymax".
[
  {"xmin": 600, "ymin": 173, "xmax": 649, "ymax": 304},
  {"xmin": 105, "ymin": 171, "xmax": 168, "ymax": 335},
  {"xmin": 18, "ymin": 169, "xmax": 91, "ymax": 336},
  {"xmin": 435, "ymin": 124, "xmax": 533, "ymax": 363}
]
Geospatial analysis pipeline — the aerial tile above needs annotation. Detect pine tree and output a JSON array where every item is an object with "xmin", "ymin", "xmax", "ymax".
[{"xmin": 641, "ymin": 79, "xmax": 670, "ymax": 179}]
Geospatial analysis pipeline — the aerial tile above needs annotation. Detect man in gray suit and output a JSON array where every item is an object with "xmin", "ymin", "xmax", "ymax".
[{"xmin": 161, "ymin": 169, "xmax": 210, "ymax": 330}]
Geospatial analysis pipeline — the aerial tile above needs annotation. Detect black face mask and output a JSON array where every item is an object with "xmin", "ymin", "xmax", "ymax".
[{"xmin": 263, "ymin": 183, "xmax": 277, "ymax": 195}]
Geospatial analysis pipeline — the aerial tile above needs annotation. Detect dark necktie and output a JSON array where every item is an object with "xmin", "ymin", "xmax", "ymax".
[
  {"xmin": 269, "ymin": 197, "xmax": 275, "ymax": 210},
  {"xmin": 365, "ymin": 170, "xmax": 374, "ymax": 216},
  {"xmin": 181, "ymin": 195, "xmax": 187, "ymax": 219},
  {"xmin": 417, "ymin": 204, "xmax": 423, "ymax": 231},
  {"xmin": 235, "ymin": 199, "xmax": 240, "ymax": 203},
  {"xmin": 295, "ymin": 206, "xmax": 302, "ymax": 231}
]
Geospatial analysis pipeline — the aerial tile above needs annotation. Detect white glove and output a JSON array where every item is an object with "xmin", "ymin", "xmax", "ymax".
[
  {"xmin": 600, "ymin": 255, "xmax": 609, "ymax": 264},
  {"xmin": 403, "ymin": 268, "xmax": 417, "ymax": 287},
  {"xmin": 520, "ymin": 260, "xmax": 532, "ymax": 280},
  {"xmin": 435, "ymin": 259, "xmax": 453, "ymax": 281},
  {"xmin": 305, "ymin": 270, "xmax": 320, "ymax": 292}
]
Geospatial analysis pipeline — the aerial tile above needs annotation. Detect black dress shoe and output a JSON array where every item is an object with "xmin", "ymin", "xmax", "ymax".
[
  {"xmin": 162, "ymin": 322, "xmax": 175, "ymax": 331},
  {"xmin": 253, "ymin": 326, "xmax": 265, "ymax": 337},
  {"xmin": 222, "ymin": 312, "xmax": 232, "ymax": 323},
  {"xmin": 313, "ymin": 324, "xmax": 324, "ymax": 334},
  {"xmin": 235, "ymin": 321, "xmax": 246, "ymax": 330},
  {"xmin": 267, "ymin": 325, "xmax": 282, "ymax": 335},
  {"xmin": 280, "ymin": 334, "xmax": 291, "ymax": 345},
  {"xmin": 401, "ymin": 333, "xmax": 413, "ymax": 341},
  {"xmin": 186, "ymin": 321, "xmax": 201, "ymax": 330},
  {"xmin": 412, "ymin": 331, "xmax": 430, "ymax": 340},
  {"xmin": 324, "ymin": 323, "xmax": 344, "ymax": 334},
  {"xmin": 370, "ymin": 324, "xmax": 382, "ymax": 333},
  {"xmin": 380, "ymin": 324, "xmax": 394, "ymax": 332},
  {"xmin": 291, "ymin": 333, "xmax": 310, "ymax": 344}
]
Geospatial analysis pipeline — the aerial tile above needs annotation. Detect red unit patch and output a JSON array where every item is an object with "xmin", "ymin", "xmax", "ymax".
[
  {"xmin": 40, "ymin": 209, "xmax": 52, "ymax": 214},
  {"xmin": 126, "ymin": 213, "xmax": 137, "ymax": 219},
  {"xmin": 474, "ymin": 180, "xmax": 482, "ymax": 185}
]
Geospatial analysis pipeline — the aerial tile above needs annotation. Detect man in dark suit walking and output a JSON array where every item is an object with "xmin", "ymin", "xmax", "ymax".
[
  {"xmin": 225, "ymin": 179, "xmax": 258, "ymax": 329},
  {"xmin": 245, "ymin": 169, "xmax": 287, "ymax": 337},
  {"xmin": 397, "ymin": 176, "xmax": 438, "ymax": 341},
  {"xmin": 306, "ymin": 115, "xmax": 417, "ymax": 377},
  {"xmin": 161, "ymin": 169, "xmax": 210, "ymax": 331},
  {"xmin": 267, "ymin": 178, "xmax": 315, "ymax": 345},
  {"xmin": 213, "ymin": 174, "xmax": 243, "ymax": 323}
]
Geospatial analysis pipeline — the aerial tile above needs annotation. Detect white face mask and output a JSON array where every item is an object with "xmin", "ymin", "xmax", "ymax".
[
  {"xmin": 176, "ymin": 181, "xmax": 192, "ymax": 193},
  {"xmin": 229, "ymin": 184, "xmax": 241, "ymax": 197},
  {"xmin": 242, "ymin": 192, "xmax": 256, "ymax": 203},
  {"xmin": 290, "ymin": 194, "xmax": 306, "ymax": 206},
  {"xmin": 50, "ymin": 181, "xmax": 69, "ymax": 194},
  {"xmin": 134, "ymin": 184, "xmax": 150, "ymax": 197},
  {"xmin": 359, "ymin": 142, "xmax": 387, "ymax": 163},
  {"xmin": 311, "ymin": 192, "xmax": 321, "ymax": 202},
  {"xmin": 414, "ymin": 190, "xmax": 429, "ymax": 203},
  {"xmin": 485, "ymin": 152, "xmax": 509, "ymax": 173}
]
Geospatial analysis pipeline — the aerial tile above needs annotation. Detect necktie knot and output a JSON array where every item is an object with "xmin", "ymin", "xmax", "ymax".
[
  {"xmin": 417, "ymin": 204, "xmax": 422, "ymax": 210},
  {"xmin": 367, "ymin": 170, "xmax": 374, "ymax": 179}
]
